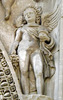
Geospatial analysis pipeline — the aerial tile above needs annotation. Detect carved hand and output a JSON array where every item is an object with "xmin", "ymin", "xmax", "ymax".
[
  {"xmin": 9, "ymin": 41, "xmax": 19, "ymax": 55},
  {"xmin": 10, "ymin": 49, "xmax": 16, "ymax": 55},
  {"xmin": 39, "ymin": 32, "xmax": 50, "ymax": 42}
]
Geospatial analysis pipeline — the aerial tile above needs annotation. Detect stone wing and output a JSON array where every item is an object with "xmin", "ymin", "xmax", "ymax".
[{"xmin": 42, "ymin": 5, "xmax": 61, "ymax": 32}]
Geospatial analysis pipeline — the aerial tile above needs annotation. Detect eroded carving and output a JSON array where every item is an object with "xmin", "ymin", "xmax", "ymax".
[
  {"xmin": 42, "ymin": 5, "xmax": 61, "ymax": 32},
  {"xmin": 33, "ymin": 0, "xmax": 61, "ymax": 32},
  {"xmin": 10, "ymin": 6, "xmax": 55, "ymax": 95},
  {"xmin": 0, "ymin": 49, "xmax": 20, "ymax": 100},
  {"xmin": 1, "ymin": 0, "xmax": 15, "ymax": 20}
]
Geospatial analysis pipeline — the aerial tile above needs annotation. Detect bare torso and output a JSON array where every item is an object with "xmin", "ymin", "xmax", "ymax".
[{"xmin": 18, "ymin": 25, "xmax": 40, "ymax": 52}]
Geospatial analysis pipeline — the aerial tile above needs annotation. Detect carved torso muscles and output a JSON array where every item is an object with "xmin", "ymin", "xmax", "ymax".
[{"xmin": 18, "ymin": 25, "xmax": 39, "ymax": 52}]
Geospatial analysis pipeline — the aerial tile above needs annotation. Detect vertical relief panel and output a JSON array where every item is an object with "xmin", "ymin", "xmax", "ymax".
[
  {"xmin": 0, "ymin": 41, "xmax": 22, "ymax": 100},
  {"xmin": 58, "ymin": 0, "xmax": 63, "ymax": 100},
  {"xmin": 0, "ymin": 0, "xmax": 62, "ymax": 100}
]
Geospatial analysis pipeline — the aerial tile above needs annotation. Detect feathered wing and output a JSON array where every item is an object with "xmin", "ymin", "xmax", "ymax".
[{"xmin": 42, "ymin": 5, "xmax": 61, "ymax": 32}]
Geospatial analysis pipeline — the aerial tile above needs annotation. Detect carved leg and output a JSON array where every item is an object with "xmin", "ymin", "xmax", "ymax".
[
  {"xmin": 18, "ymin": 50, "xmax": 30, "ymax": 94},
  {"xmin": 4, "ymin": 7, "xmax": 11, "ymax": 20},
  {"xmin": 31, "ymin": 50, "xmax": 44, "ymax": 94},
  {"xmin": 2, "ymin": 0, "xmax": 11, "ymax": 20},
  {"xmin": 2, "ymin": 0, "xmax": 15, "ymax": 20}
]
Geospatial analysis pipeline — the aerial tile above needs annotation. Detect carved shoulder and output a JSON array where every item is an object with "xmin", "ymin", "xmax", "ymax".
[{"xmin": 15, "ymin": 28, "xmax": 23, "ymax": 42}]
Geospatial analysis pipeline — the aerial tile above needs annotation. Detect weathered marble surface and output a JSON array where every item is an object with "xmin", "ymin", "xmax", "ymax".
[
  {"xmin": 0, "ymin": 0, "xmax": 35, "ymax": 52},
  {"xmin": 0, "ymin": 41, "xmax": 22, "ymax": 100},
  {"xmin": 22, "ymin": 95, "xmax": 52, "ymax": 100},
  {"xmin": 0, "ymin": 0, "xmax": 60, "ymax": 53},
  {"xmin": 0, "ymin": 0, "xmax": 62, "ymax": 100}
]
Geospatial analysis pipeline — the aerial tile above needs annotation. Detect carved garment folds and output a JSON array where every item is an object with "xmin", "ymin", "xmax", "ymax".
[
  {"xmin": 0, "ymin": 0, "xmax": 61, "ymax": 100},
  {"xmin": 10, "ymin": 6, "xmax": 55, "ymax": 96}
]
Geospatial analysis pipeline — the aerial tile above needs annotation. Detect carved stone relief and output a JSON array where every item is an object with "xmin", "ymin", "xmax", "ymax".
[
  {"xmin": 9, "ymin": 5, "xmax": 55, "ymax": 100},
  {"xmin": 0, "ymin": 0, "xmax": 61, "ymax": 100},
  {"xmin": 1, "ymin": 0, "xmax": 15, "ymax": 20},
  {"xmin": 0, "ymin": 41, "xmax": 22, "ymax": 100}
]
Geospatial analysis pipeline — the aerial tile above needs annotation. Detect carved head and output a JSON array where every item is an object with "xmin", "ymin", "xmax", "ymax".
[
  {"xmin": 23, "ymin": 6, "xmax": 42, "ymax": 24},
  {"xmin": 23, "ymin": 7, "xmax": 36, "ymax": 23}
]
